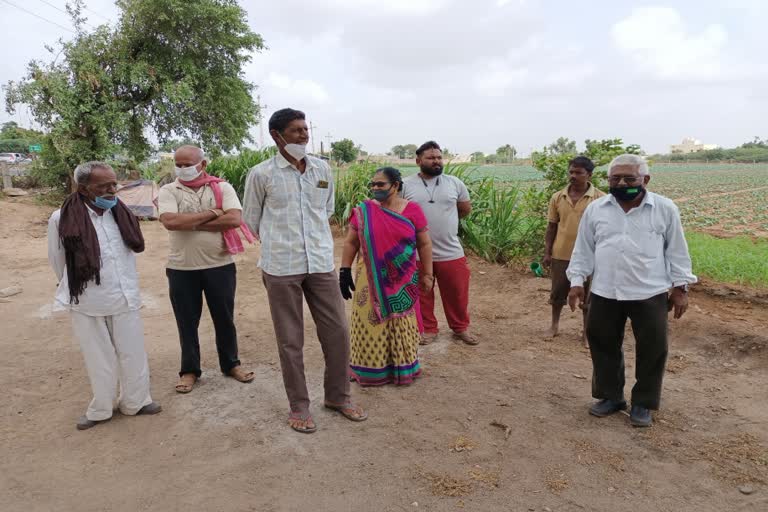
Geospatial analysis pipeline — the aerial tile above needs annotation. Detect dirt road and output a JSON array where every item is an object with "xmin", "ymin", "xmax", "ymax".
[{"xmin": 1, "ymin": 197, "xmax": 766, "ymax": 512}]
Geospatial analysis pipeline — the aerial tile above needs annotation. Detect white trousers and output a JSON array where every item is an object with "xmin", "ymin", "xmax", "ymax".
[{"xmin": 70, "ymin": 310, "xmax": 153, "ymax": 420}]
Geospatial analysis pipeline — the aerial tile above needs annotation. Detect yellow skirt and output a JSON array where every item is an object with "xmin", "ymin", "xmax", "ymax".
[{"xmin": 349, "ymin": 265, "xmax": 421, "ymax": 386}]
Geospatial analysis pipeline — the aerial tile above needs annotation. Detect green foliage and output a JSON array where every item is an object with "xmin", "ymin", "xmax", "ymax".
[
  {"xmin": 547, "ymin": 137, "xmax": 577, "ymax": 155},
  {"xmin": 446, "ymin": 165, "xmax": 547, "ymax": 264},
  {"xmin": 0, "ymin": 139, "xmax": 33, "ymax": 153},
  {"xmin": 332, "ymin": 161, "xmax": 379, "ymax": 226},
  {"xmin": 390, "ymin": 144, "xmax": 417, "ymax": 159},
  {"xmin": 532, "ymin": 137, "xmax": 642, "ymax": 196},
  {"xmin": 4, "ymin": 0, "xmax": 265, "ymax": 190},
  {"xmin": 686, "ymin": 233, "xmax": 768, "ymax": 289},
  {"xmin": 157, "ymin": 138, "xmax": 199, "ymax": 153},
  {"xmin": 331, "ymin": 138, "xmax": 359, "ymax": 164},
  {"xmin": 470, "ymin": 151, "xmax": 485, "ymax": 163},
  {"xmin": 206, "ymin": 147, "xmax": 277, "ymax": 198},
  {"xmin": 495, "ymin": 144, "xmax": 517, "ymax": 163},
  {"xmin": 0, "ymin": 122, "xmax": 44, "ymax": 152},
  {"xmin": 740, "ymin": 136, "xmax": 768, "ymax": 149},
  {"xmin": 662, "ymin": 146, "xmax": 768, "ymax": 163}
]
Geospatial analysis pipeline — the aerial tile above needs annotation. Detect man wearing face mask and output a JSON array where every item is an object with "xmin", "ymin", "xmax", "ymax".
[
  {"xmin": 158, "ymin": 145, "xmax": 254, "ymax": 394},
  {"xmin": 567, "ymin": 154, "xmax": 696, "ymax": 428},
  {"xmin": 48, "ymin": 161, "xmax": 161, "ymax": 430},
  {"xmin": 243, "ymin": 108, "xmax": 367, "ymax": 434},
  {"xmin": 402, "ymin": 140, "xmax": 477, "ymax": 346}
]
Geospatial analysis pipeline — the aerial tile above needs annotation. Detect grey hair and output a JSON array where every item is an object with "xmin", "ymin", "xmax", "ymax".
[
  {"xmin": 74, "ymin": 161, "xmax": 113, "ymax": 185},
  {"xmin": 608, "ymin": 154, "xmax": 649, "ymax": 176}
]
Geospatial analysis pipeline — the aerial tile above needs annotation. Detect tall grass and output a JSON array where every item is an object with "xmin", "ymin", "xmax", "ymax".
[
  {"xmin": 686, "ymin": 232, "xmax": 768, "ymax": 288},
  {"xmin": 207, "ymin": 147, "xmax": 277, "ymax": 198},
  {"xmin": 446, "ymin": 165, "xmax": 547, "ymax": 264},
  {"xmin": 332, "ymin": 161, "xmax": 379, "ymax": 226}
]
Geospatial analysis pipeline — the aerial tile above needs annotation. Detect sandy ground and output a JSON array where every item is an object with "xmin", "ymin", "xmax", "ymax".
[{"xmin": 1, "ymin": 197, "xmax": 766, "ymax": 512}]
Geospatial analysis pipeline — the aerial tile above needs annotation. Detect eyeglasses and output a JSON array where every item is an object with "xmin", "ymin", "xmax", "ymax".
[
  {"xmin": 607, "ymin": 176, "xmax": 642, "ymax": 185},
  {"xmin": 368, "ymin": 181, "xmax": 391, "ymax": 188}
]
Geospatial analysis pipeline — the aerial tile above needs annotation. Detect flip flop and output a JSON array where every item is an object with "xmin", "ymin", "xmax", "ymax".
[
  {"xmin": 324, "ymin": 402, "xmax": 368, "ymax": 422},
  {"xmin": 227, "ymin": 366, "xmax": 255, "ymax": 383},
  {"xmin": 288, "ymin": 412, "xmax": 317, "ymax": 434},
  {"xmin": 175, "ymin": 373, "xmax": 197, "ymax": 394}
]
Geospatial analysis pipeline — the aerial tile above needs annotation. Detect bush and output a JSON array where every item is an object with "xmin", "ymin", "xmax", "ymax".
[
  {"xmin": 332, "ymin": 161, "xmax": 378, "ymax": 226},
  {"xmin": 447, "ymin": 165, "xmax": 547, "ymax": 264},
  {"xmin": 206, "ymin": 147, "xmax": 277, "ymax": 198}
]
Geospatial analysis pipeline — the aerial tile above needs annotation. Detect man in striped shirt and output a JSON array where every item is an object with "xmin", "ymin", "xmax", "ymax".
[{"xmin": 243, "ymin": 108, "xmax": 367, "ymax": 434}]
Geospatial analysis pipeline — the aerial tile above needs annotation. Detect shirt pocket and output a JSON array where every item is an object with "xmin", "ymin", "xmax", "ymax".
[
  {"xmin": 309, "ymin": 187, "xmax": 330, "ymax": 209},
  {"xmin": 634, "ymin": 227, "xmax": 664, "ymax": 259}
]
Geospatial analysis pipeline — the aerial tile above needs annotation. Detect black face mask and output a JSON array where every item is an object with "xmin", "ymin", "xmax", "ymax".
[
  {"xmin": 421, "ymin": 165, "xmax": 443, "ymax": 176},
  {"xmin": 609, "ymin": 185, "xmax": 644, "ymax": 202}
]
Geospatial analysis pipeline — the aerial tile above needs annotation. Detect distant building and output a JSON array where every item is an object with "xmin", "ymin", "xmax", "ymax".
[{"xmin": 670, "ymin": 138, "xmax": 720, "ymax": 154}]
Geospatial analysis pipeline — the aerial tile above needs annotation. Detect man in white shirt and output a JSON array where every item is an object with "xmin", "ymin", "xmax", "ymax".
[
  {"xmin": 567, "ymin": 154, "xmax": 696, "ymax": 427},
  {"xmin": 243, "ymin": 108, "xmax": 367, "ymax": 434},
  {"xmin": 48, "ymin": 161, "xmax": 160, "ymax": 430},
  {"xmin": 402, "ymin": 141, "xmax": 477, "ymax": 345}
]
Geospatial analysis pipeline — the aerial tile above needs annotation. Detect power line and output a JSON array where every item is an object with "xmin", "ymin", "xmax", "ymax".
[
  {"xmin": 82, "ymin": 2, "xmax": 111, "ymax": 22},
  {"xmin": 1, "ymin": 0, "xmax": 76, "ymax": 33},
  {"xmin": 35, "ymin": 0, "xmax": 97, "ymax": 29}
]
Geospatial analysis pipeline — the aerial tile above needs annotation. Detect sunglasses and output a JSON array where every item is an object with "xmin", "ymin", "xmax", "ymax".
[
  {"xmin": 607, "ymin": 176, "xmax": 642, "ymax": 185},
  {"xmin": 368, "ymin": 181, "xmax": 391, "ymax": 188}
]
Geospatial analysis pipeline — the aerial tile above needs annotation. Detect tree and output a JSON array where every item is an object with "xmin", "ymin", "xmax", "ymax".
[
  {"xmin": 331, "ymin": 138, "xmax": 359, "ymax": 163},
  {"xmin": 4, "ymin": 0, "xmax": 264, "ymax": 189},
  {"xmin": 741, "ymin": 136, "xmax": 768, "ymax": 149},
  {"xmin": 547, "ymin": 137, "xmax": 577, "ymax": 155},
  {"xmin": 471, "ymin": 151, "xmax": 485, "ymax": 163},
  {"xmin": 158, "ymin": 137, "xmax": 200, "ymax": 153},
  {"xmin": 0, "ymin": 122, "xmax": 44, "ymax": 153},
  {"xmin": 532, "ymin": 137, "xmax": 643, "ymax": 198},
  {"xmin": 390, "ymin": 144, "xmax": 418, "ymax": 159},
  {"xmin": 495, "ymin": 144, "xmax": 517, "ymax": 163}
]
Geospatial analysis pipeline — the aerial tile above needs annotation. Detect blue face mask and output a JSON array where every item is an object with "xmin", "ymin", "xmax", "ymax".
[{"xmin": 93, "ymin": 196, "xmax": 118, "ymax": 210}]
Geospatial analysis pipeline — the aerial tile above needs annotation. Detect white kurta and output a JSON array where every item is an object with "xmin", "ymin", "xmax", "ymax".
[{"xmin": 48, "ymin": 207, "xmax": 152, "ymax": 420}]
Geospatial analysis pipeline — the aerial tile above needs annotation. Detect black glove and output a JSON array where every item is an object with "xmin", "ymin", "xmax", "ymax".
[{"xmin": 339, "ymin": 267, "xmax": 355, "ymax": 300}]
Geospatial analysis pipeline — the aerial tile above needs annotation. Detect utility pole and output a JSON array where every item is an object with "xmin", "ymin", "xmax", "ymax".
[
  {"xmin": 325, "ymin": 133, "xmax": 333, "ymax": 160},
  {"xmin": 309, "ymin": 121, "xmax": 317, "ymax": 154},
  {"xmin": 257, "ymin": 95, "xmax": 268, "ymax": 148}
]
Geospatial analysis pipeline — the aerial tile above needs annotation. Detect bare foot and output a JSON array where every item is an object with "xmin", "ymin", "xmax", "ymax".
[
  {"xmin": 545, "ymin": 325, "xmax": 559, "ymax": 339},
  {"xmin": 580, "ymin": 331, "xmax": 589, "ymax": 349}
]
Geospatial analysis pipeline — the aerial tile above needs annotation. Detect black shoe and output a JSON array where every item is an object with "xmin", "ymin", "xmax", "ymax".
[
  {"xmin": 629, "ymin": 405, "xmax": 652, "ymax": 427},
  {"xmin": 589, "ymin": 399, "xmax": 627, "ymax": 417}
]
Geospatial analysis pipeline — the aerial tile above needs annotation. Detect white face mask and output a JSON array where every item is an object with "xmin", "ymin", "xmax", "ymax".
[
  {"xmin": 278, "ymin": 133, "xmax": 308, "ymax": 161},
  {"xmin": 175, "ymin": 162, "xmax": 202, "ymax": 181}
]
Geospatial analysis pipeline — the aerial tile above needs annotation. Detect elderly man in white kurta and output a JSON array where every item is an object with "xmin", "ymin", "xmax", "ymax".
[{"xmin": 48, "ymin": 161, "xmax": 160, "ymax": 430}]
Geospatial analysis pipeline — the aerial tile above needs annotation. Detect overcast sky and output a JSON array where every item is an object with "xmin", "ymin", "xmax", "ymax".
[{"xmin": 1, "ymin": 0, "xmax": 766, "ymax": 156}]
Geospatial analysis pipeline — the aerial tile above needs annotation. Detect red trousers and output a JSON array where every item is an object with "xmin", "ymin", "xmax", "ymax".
[{"xmin": 418, "ymin": 257, "xmax": 471, "ymax": 334}]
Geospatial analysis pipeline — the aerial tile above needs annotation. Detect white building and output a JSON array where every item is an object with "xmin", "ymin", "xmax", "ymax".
[{"xmin": 670, "ymin": 138, "xmax": 720, "ymax": 154}]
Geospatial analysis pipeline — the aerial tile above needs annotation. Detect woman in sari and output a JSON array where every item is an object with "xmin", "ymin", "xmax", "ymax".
[{"xmin": 339, "ymin": 167, "xmax": 434, "ymax": 386}]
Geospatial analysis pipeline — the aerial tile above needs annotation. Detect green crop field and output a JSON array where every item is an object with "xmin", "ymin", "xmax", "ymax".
[{"xmin": 394, "ymin": 162, "xmax": 768, "ymax": 236}]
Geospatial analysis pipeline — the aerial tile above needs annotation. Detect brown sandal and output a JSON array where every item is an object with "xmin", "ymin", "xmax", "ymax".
[
  {"xmin": 175, "ymin": 373, "xmax": 197, "ymax": 394},
  {"xmin": 288, "ymin": 411, "xmax": 317, "ymax": 434},
  {"xmin": 227, "ymin": 366, "xmax": 255, "ymax": 383},
  {"xmin": 324, "ymin": 401, "xmax": 368, "ymax": 422}
]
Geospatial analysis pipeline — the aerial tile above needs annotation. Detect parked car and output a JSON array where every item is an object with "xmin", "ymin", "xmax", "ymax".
[{"xmin": 0, "ymin": 153, "xmax": 18, "ymax": 163}]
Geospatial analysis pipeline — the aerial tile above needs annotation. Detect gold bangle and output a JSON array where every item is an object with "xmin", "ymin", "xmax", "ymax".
[{"xmin": 209, "ymin": 209, "xmax": 221, "ymax": 217}]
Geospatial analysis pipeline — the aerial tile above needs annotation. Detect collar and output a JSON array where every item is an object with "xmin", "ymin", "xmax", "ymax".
[
  {"xmin": 560, "ymin": 182, "xmax": 597, "ymax": 198},
  {"xmin": 276, "ymin": 152, "xmax": 312, "ymax": 171}
]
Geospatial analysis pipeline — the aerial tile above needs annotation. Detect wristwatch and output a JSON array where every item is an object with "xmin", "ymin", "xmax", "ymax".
[{"xmin": 675, "ymin": 284, "xmax": 689, "ymax": 293}]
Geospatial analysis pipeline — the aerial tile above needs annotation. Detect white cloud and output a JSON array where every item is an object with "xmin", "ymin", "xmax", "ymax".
[
  {"xmin": 266, "ymin": 73, "xmax": 330, "ymax": 104},
  {"xmin": 612, "ymin": 7, "xmax": 727, "ymax": 80}
]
